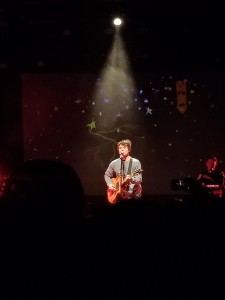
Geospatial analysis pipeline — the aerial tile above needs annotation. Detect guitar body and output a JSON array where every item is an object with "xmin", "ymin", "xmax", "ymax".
[
  {"xmin": 107, "ymin": 176, "xmax": 123, "ymax": 204},
  {"xmin": 106, "ymin": 169, "xmax": 143, "ymax": 204}
]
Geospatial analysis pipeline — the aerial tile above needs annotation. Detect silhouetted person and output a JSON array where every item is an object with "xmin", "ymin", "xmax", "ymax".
[
  {"xmin": 196, "ymin": 155, "xmax": 225, "ymax": 199},
  {"xmin": 0, "ymin": 159, "xmax": 85, "ymax": 222},
  {"xmin": 0, "ymin": 159, "xmax": 88, "ymax": 299}
]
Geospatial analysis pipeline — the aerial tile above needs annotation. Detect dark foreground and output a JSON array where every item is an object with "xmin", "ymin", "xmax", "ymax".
[{"xmin": 1, "ymin": 193, "xmax": 225, "ymax": 299}]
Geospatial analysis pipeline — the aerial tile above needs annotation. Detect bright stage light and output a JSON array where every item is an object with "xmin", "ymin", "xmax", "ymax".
[{"xmin": 113, "ymin": 17, "xmax": 122, "ymax": 27}]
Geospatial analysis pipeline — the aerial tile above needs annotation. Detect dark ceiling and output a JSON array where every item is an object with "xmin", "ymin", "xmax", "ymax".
[{"xmin": 0, "ymin": 0, "xmax": 225, "ymax": 73}]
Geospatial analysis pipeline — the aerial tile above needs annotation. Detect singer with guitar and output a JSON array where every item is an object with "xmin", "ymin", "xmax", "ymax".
[{"xmin": 104, "ymin": 139, "xmax": 143, "ymax": 204}]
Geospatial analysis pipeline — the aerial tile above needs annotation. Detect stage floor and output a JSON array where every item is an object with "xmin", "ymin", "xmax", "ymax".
[
  {"xmin": 83, "ymin": 192, "xmax": 225, "ymax": 220},
  {"xmin": 84, "ymin": 193, "xmax": 186, "ymax": 205}
]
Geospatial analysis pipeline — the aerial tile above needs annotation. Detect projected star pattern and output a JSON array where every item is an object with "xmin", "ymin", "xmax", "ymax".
[{"xmin": 22, "ymin": 72, "xmax": 225, "ymax": 195}]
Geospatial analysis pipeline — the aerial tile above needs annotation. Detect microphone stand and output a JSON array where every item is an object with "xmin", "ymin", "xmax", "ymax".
[{"xmin": 120, "ymin": 155, "xmax": 125, "ymax": 195}]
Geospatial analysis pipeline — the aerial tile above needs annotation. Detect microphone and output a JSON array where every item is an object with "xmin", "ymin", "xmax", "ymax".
[{"xmin": 120, "ymin": 154, "xmax": 123, "ymax": 159}]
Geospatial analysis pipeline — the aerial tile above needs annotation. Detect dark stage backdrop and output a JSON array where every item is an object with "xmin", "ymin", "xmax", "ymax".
[{"xmin": 21, "ymin": 71, "xmax": 225, "ymax": 196}]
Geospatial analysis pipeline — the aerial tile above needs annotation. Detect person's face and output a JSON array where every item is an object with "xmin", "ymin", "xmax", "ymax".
[{"xmin": 118, "ymin": 145, "xmax": 130, "ymax": 156}]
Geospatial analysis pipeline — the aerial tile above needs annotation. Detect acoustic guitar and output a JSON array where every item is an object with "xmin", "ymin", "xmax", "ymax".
[{"xmin": 107, "ymin": 169, "xmax": 143, "ymax": 204}]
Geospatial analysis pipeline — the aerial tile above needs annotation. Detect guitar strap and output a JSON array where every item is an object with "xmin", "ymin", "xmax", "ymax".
[{"xmin": 127, "ymin": 158, "xmax": 133, "ymax": 175}]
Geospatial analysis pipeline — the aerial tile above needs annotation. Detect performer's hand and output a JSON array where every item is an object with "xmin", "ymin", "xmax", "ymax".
[
  {"xmin": 124, "ymin": 175, "xmax": 132, "ymax": 183},
  {"xmin": 108, "ymin": 184, "xmax": 116, "ymax": 190}
]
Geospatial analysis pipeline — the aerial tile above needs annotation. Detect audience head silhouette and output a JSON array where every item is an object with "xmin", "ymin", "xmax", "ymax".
[{"xmin": 0, "ymin": 159, "xmax": 85, "ymax": 223}]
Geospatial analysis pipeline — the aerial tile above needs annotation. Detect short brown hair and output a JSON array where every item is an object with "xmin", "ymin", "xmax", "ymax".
[{"xmin": 117, "ymin": 139, "xmax": 132, "ymax": 150}]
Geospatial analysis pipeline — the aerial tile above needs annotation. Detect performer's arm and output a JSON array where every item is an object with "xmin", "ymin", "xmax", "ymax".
[{"xmin": 104, "ymin": 162, "xmax": 116, "ymax": 188}]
